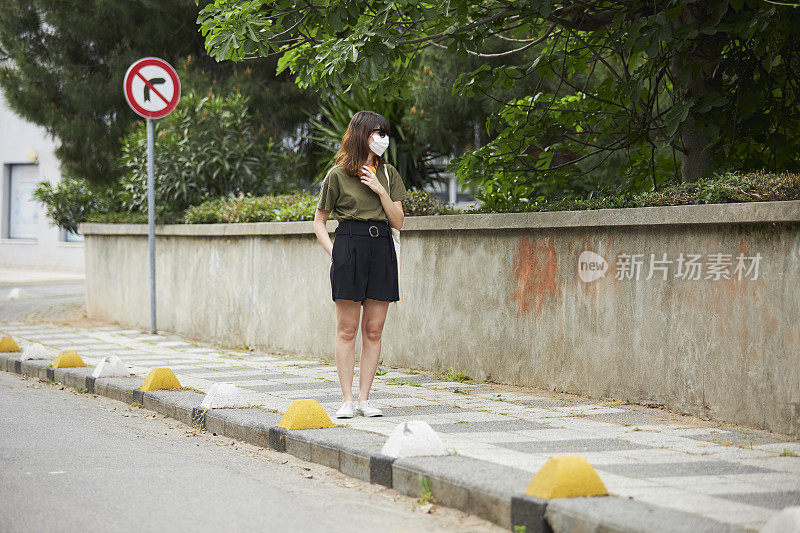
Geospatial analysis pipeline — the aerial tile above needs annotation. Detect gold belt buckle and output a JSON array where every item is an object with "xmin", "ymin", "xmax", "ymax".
[{"xmin": 368, "ymin": 225, "xmax": 379, "ymax": 237}]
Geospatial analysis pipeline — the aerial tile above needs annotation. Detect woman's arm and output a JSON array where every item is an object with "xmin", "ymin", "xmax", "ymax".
[
  {"xmin": 360, "ymin": 164, "xmax": 405, "ymax": 230},
  {"xmin": 314, "ymin": 208, "xmax": 334, "ymax": 260},
  {"xmin": 379, "ymin": 194, "xmax": 404, "ymax": 231}
]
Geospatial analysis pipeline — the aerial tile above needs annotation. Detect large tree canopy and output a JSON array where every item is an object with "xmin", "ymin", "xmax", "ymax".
[
  {"xmin": 0, "ymin": 0, "xmax": 317, "ymax": 185},
  {"xmin": 198, "ymin": 0, "xmax": 800, "ymax": 190},
  {"xmin": 0, "ymin": 0, "xmax": 212, "ymax": 184}
]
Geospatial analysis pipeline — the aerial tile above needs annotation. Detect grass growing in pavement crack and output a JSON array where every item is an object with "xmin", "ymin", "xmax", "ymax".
[
  {"xmin": 386, "ymin": 379, "xmax": 421, "ymax": 387},
  {"xmin": 780, "ymin": 449, "xmax": 798, "ymax": 457},
  {"xmin": 434, "ymin": 367, "xmax": 473, "ymax": 384},
  {"xmin": 417, "ymin": 475, "xmax": 435, "ymax": 505}
]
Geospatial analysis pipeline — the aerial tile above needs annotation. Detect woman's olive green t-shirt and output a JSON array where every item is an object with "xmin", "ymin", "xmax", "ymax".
[{"xmin": 316, "ymin": 163, "xmax": 410, "ymax": 222}]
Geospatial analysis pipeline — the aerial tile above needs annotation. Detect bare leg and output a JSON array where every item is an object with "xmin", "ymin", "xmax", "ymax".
[
  {"xmin": 334, "ymin": 299, "xmax": 361, "ymax": 402},
  {"xmin": 358, "ymin": 298, "xmax": 389, "ymax": 401}
]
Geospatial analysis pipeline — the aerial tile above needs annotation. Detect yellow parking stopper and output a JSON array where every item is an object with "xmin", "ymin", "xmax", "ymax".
[
  {"xmin": 525, "ymin": 455, "xmax": 608, "ymax": 499},
  {"xmin": 141, "ymin": 367, "xmax": 182, "ymax": 391},
  {"xmin": 0, "ymin": 336, "xmax": 21, "ymax": 352},
  {"xmin": 53, "ymin": 350, "xmax": 86, "ymax": 368},
  {"xmin": 278, "ymin": 399, "xmax": 335, "ymax": 430}
]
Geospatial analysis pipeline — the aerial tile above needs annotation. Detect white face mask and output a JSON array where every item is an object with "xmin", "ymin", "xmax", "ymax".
[{"xmin": 369, "ymin": 132, "xmax": 390, "ymax": 157}]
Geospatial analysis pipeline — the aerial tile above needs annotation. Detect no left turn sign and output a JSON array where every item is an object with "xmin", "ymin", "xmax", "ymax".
[
  {"xmin": 124, "ymin": 57, "xmax": 181, "ymax": 119},
  {"xmin": 122, "ymin": 57, "xmax": 182, "ymax": 333}
]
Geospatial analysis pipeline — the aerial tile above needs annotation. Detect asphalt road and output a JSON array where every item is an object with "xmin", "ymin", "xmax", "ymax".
[
  {"xmin": 0, "ymin": 371, "xmax": 500, "ymax": 533},
  {"xmin": 0, "ymin": 281, "xmax": 85, "ymax": 321}
]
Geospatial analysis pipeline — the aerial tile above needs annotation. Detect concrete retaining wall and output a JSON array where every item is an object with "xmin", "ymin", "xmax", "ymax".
[{"xmin": 81, "ymin": 200, "xmax": 800, "ymax": 435}]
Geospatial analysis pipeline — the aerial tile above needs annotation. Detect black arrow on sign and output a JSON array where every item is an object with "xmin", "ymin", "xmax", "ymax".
[{"xmin": 143, "ymin": 78, "xmax": 166, "ymax": 102}]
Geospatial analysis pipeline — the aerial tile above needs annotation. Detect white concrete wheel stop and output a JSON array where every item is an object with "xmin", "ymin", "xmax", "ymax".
[
  {"xmin": 380, "ymin": 421, "xmax": 448, "ymax": 459},
  {"xmin": 20, "ymin": 343, "xmax": 52, "ymax": 361},
  {"xmin": 201, "ymin": 382, "xmax": 249, "ymax": 409},
  {"xmin": 91, "ymin": 356, "xmax": 131, "ymax": 378}
]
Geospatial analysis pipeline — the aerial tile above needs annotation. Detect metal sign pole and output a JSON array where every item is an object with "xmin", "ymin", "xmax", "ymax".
[
  {"xmin": 146, "ymin": 117, "xmax": 157, "ymax": 333},
  {"xmin": 124, "ymin": 57, "xmax": 179, "ymax": 335}
]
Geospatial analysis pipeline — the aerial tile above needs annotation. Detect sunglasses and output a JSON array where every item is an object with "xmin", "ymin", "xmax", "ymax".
[{"xmin": 371, "ymin": 127, "xmax": 389, "ymax": 137}]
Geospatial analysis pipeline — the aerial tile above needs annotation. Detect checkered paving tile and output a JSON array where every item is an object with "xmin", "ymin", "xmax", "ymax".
[
  {"xmin": 2, "ymin": 320, "xmax": 799, "ymax": 530},
  {"xmin": 597, "ymin": 461, "xmax": 777, "ymax": 478}
]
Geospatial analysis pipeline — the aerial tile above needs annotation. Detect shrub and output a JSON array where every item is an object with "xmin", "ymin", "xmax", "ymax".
[
  {"xmin": 184, "ymin": 189, "xmax": 453, "ymax": 224},
  {"xmin": 85, "ymin": 211, "xmax": 156, "ymax": 225},
  {"xmin": 464, "ymin": 171, "xmax": 800, "ymax": 214},
  {"xmin": 33, "ymin": 177, "xmax": 122, "ymax": 233},
  {"xmin": 403, "ymin": 190, "xmax": 455, "ymax": 216},
  {"xmin": 118, "ymin": 90, "xmax": 306, "ymax": 221},
  {"xmin": 184, "ymin": 193, "xmax": 317, "ymax": 224}
]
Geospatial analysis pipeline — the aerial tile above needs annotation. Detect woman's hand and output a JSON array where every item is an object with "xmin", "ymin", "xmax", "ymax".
[{"xmin": 359, "ymin": 165, "xmax": 387, "ymax": 197}]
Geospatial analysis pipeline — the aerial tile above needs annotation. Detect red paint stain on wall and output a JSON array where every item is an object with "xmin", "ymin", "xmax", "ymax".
[{"xmin": 511, "ymin": 236, "xmax": 559, "ymax": 317}]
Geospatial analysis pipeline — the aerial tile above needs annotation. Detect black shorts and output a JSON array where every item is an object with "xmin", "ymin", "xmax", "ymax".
[{"xmin": 331, "ymin": 219, "xmax": 399, "ymax": 305}]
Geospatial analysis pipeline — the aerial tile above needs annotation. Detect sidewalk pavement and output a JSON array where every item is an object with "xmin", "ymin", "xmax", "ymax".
[
  {"xmin": 1, "ymin": 321, "xmax": 798, "ymax": 532},
  {"xmin": 0, "ymin": 266, "xmax": 84, "ymax": 285}
]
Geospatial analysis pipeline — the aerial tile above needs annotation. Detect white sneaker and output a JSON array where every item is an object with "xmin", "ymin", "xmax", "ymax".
[
  {"xmin": 355, "ymin": 400, "xmax": 383, "ymax": 417},
  {"xmin": 335, "ymin": 400, "xmax": 355, "ymax": 418}
]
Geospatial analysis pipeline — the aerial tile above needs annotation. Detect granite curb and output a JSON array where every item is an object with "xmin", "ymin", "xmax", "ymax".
[{"xmin": 0, "ymin": 355, "xmax": 751, "ymax": 533}]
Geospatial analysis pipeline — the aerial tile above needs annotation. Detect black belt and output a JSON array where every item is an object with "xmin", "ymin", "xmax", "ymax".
[{"xmin": 335, "ymin": 219, "xmax": 390, "ymax": 238}]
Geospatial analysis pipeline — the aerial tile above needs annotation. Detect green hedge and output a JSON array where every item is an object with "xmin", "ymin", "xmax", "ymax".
[
  {"xmin": 182, "ymin": 189, "xmax": 453, "ymax": 224},
  {"xmin": 85, "ymin": 211, "xmax": 149, "ymax": 224},
  {"xmin": 83, "ymin": 171, "xmax": 798, "ymax": 226},
  {"xmin": 463, "ymin": 171, "xmax": 800, "ymax": 214},
  {"xmin": 183, "ymin": 194, "xmax": 316, "ymax": 223}
]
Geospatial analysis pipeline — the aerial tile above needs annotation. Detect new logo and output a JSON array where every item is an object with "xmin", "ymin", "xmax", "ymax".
[{"xmin": 578, "ymin": 251, "xmax": 608, "ymax": 283}]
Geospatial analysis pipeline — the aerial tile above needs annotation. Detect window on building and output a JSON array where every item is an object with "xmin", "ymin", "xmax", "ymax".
[
  {"xmin": 8, "ymin": 164, "xmax": 39, "ymax": 239},
  {"xmin": 65, "ymin": 229, "xmax": 83, "ymax": 242}
]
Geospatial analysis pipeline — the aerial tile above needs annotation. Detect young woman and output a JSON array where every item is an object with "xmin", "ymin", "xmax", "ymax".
[{"xmin": 313, "ymin": 111, "xmax": 410, "ymax": 419}]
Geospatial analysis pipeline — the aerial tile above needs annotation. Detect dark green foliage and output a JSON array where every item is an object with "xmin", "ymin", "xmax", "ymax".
[
  {"xmin": 183, "ymin": 194, "xmax": 317, "ymax": 223},
  {"xmin": 305, "ymin": 84, "xmax": 434, "ymax": 190},
  {"xmin": 118, "ymin": 90, "xmax": 306, "ymax": 222},
  {"xmin": 402, "ymin": 47, "xmax": 550, "ymax": 156},
  {"xmin": 0, "ymin": 0, "xmax": 213, "ymax": 185},
  {"xmin": 183, "ymin": 189, "xmax": 452, "ymax": 224},
  {"xmin": 174, "ymin": 56, "xmax": 322, "ymax": 158},
  {"xmin": 465, "ymin": 172, "xmax": 800, "ymax": 214},
  {"xmin": 0, "ymin": 1, "xmax": 320, "ymax": 186},
  {"xmin": 198, "ymin": 0, "xmax": 800, "ymax": 197},
  {"xmin": 402, "ymin": 190, "xmax": 455, "ymax": 217},
  {"xmin": 32, "ymin": 177, "xmax": 121, "ymax": 233},
  {"xmin": 85, "ymin": 211, "xmax": 149, "ymax": 225},
  {"xmin": 73, "ymin": 172, "xmax": 799, "ymax": 224}
]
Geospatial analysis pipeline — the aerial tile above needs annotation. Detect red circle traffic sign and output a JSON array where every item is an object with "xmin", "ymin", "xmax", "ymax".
[{"xmin": 123, "ymin": 57, "xmax": 181, "ymax": 119}]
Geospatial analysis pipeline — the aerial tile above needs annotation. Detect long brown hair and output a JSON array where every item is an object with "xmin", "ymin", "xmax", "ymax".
[{"xmin": 334, "ymin": 111, "xmax": 391, "ymax": 178}]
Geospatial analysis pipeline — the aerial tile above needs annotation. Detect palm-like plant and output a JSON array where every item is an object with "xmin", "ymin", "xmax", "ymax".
[{"xmin": 304, "ymin": 85, "xmax": 439, "ymax": 190}]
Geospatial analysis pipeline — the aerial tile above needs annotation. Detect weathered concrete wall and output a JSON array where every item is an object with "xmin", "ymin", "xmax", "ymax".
[{"xmin": 81, "ymin": 201, "xmax": 800, "ymax": 435}]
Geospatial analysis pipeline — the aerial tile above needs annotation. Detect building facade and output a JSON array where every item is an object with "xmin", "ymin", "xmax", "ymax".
[{"xmin": 0, "ymin": 88, "xmax": 84, "ymax": 272}]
